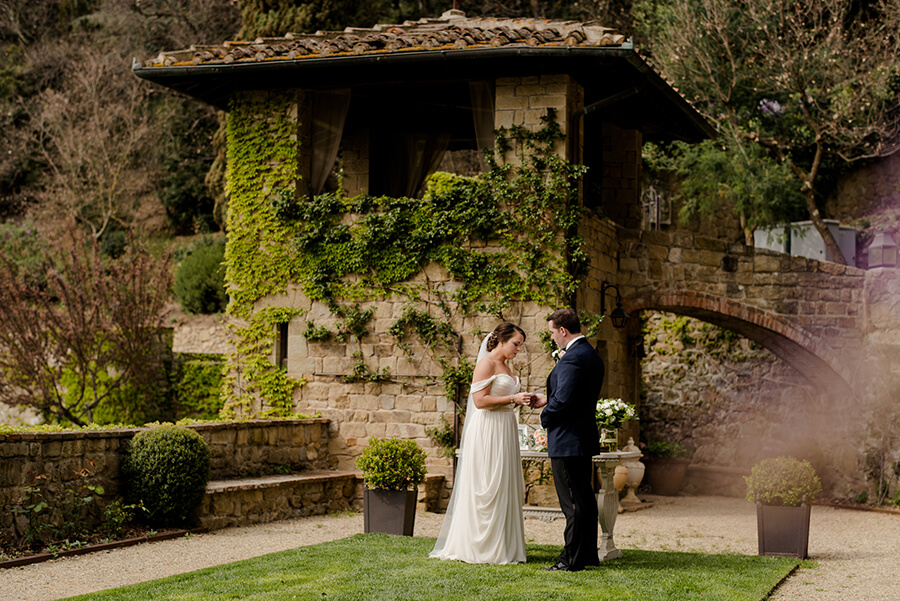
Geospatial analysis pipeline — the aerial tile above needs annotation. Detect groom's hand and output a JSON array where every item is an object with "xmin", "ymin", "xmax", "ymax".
[{"xmin": 530, "ymin": 393, "xmax": 548, "ymax": 409}]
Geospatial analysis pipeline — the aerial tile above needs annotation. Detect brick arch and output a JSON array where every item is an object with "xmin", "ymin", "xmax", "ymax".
[{"xmin": 625, "ymin": 289, "xmax": 856, "ymax": 400}]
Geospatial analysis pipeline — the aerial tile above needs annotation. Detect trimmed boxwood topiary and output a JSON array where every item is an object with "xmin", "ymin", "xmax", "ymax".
[
  {"xmin": 356, "ymin": 437, "xmax": 427, "ymax": 491},
  {"xmin": 123, "ymin": 424, "xmax": 211, "ymax": 526},
  {"xmin": 745, "ymin": 456, "xmax": 822, "ymax": 507}
]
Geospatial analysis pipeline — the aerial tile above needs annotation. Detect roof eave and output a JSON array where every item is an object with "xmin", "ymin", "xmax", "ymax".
[{"xmin": 133, "ymin": 46, "xmax": 714, "ymax": 142}]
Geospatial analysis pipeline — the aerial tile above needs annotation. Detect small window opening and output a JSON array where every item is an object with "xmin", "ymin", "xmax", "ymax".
[{"xmin": 276, "ymin": 322, "xmax": 289, "ymax": 368}]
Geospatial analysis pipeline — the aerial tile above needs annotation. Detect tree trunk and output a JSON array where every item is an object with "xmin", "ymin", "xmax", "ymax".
[{"xmin": 803, "ymin": 189, "xmax": 847, "ymax": 265}]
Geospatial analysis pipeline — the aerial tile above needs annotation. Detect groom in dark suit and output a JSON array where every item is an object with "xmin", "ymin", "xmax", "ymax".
[{"xmin": 531, "ymin": 308, "xmax": 604, "ymax": 571}]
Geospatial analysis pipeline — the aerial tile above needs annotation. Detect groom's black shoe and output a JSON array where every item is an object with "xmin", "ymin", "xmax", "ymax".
[{"xmin": 544, "ymin": 561, "xmax": 571, "ymax": 572}]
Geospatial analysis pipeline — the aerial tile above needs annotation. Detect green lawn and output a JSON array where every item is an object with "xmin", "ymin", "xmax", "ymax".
[{"xmin": 64, "ymin": 534, "xmax": 798, "ymax": 601}]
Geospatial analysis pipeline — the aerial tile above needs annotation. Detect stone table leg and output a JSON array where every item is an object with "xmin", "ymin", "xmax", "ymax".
[{"xmin": 597, "ymin": 461, "xmax": 622, "ymax": 560}]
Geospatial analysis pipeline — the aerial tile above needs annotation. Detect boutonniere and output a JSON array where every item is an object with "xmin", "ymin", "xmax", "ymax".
[{"xmin": 551, "ymin": 348, "xmax": 566, "ymax": 362}]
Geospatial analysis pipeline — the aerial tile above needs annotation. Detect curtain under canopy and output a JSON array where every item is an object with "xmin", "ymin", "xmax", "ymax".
[{"xmin": 309, "ymin": 89, "xmax": 351, "ymax": 195}]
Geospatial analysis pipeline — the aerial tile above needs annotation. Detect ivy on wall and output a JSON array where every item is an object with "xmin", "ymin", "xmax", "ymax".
[
  {"xmin": 222, "ymin": 91, "xmax": 307, "ymax": 417},
  {"xmin": 223, "ymin": 95, "xmax": 596, "ymax": 419}
]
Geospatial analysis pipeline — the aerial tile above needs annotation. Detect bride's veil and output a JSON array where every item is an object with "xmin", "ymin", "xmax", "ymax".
[{"xmin": 430, "ymin": 333, "xmax": 492, "ymax": 556}]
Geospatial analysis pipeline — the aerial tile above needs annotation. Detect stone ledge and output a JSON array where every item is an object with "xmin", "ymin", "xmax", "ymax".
[
  {"xmin": 206, "ymin": 470, "xmax": 358, "ymax": 493},
  {"xmin": 199, "ymin": 470, "xmax": 362, "ymax": 531}
]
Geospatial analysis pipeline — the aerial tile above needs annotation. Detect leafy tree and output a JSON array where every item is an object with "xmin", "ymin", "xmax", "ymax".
[
  {"xmin": 639, "ymin": 0, "xmax": 900, "ymax": 263},
  {"xmin": 644, "ymin": 137, "xmax": 805, "ymax": 245},
  {"xmin": 0, "ymin": 225, "xmax": 173, "ymax": 426},
  {"xmin": 174, "ymin": 237, "xmax": 228, "ymax": 314}
]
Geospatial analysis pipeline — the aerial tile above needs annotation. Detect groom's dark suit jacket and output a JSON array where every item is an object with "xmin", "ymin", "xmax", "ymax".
[{"xmin": 541, "ymin": 337, "xmax": 604, "ymax": 458}]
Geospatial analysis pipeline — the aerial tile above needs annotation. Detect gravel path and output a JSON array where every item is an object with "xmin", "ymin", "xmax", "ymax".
[{"xmin": 2, "ymin": 495, "xmax": 898, "ymax": 600}]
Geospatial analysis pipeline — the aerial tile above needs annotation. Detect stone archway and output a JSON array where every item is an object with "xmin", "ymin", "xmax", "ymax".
[{"xmin": 625, "ymin": 289, "xmax": 856, "ymax": 401}]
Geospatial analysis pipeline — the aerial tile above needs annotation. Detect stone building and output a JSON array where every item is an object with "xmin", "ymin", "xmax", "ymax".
[
  {"xmin": 134, "ymin": 10, "xmax": 716, "ymax": 480},
  {"xmin": 125, "ymin": 7, "xmax": 900, "ymax": 509}
]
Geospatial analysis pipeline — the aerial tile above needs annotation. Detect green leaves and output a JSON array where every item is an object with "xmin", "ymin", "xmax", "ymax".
[
  {"xmin": 745, "ymin": 456, "xmax": 823, "ymax": 506},
  {"xmin": 356, "ymin": 437, "xmax": 428, "ymax": 491}
]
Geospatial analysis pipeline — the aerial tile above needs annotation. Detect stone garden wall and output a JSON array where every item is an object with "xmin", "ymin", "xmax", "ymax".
[{"xmin": 0, "ymin": 419, "xmax": 333, "ymax": 539}]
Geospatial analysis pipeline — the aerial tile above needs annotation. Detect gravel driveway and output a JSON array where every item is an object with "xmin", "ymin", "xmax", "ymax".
[{"xmin": 2, "ymin": 495, "xmax": 898, "ymax": 600}]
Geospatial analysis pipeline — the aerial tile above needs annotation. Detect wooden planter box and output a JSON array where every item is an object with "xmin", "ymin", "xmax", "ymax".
[
  {"xmin": 643, "ymin": 458, "xmax": 690, "ymax": 496},
  {"xmin": 756, "ymin": 502, "xmax": 811, "ymax": 559},
  {"xmin": 363, "ymin": 488, "xmax": 417, "ymax": 536}
]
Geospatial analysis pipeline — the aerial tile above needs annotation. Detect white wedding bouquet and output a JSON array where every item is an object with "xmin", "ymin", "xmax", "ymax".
[{"xmin": 595, "ymin": 398, "xmax": 637, "ymax": 430}]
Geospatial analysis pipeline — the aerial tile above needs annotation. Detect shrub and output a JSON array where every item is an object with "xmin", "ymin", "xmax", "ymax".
[
  {"xmin": 174, "ymin": 353, "xmax": 225, "ymax": 419},
  {"xmin": 643, "ymin": 439, "xmax": 691, "ymax": 459},
  {"xmin": 174, "ymin": 240, "xmax": 227, "ymax": 314},
  {"xmin": 123, "ymin": 424, "xmax": 210, "ymax": 526},
  {"xmin": 745, "ymin": 456, "xmax": 822, "ymax": 507},
  {"xmin": 355, "ymin": 437, "xmax": 427, "ymax": 491}
]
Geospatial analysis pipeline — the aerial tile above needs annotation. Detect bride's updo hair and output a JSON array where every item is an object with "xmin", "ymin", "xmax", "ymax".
[{"xmin": 485, "ymin": 322, "xmax": 526, "ymax": 352}]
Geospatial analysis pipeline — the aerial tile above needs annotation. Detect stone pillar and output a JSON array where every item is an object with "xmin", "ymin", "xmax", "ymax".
[
  {"xmin": 601, "ymin": 122, "xmax": 642, "ymax": 229},
  {"xmin": 494, "ymin": 74, "xmax": 583, "ymax": 162}
]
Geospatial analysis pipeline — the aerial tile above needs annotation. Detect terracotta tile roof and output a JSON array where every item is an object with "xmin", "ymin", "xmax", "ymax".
[{"xmin": 138, "ymin": 9, "xmax": 629, "ymax": 69}]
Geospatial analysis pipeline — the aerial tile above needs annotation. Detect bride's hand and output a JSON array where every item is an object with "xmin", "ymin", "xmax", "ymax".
[{"xmin": 511, "ymin": 393, "xmax": 531, "ymax": 406}]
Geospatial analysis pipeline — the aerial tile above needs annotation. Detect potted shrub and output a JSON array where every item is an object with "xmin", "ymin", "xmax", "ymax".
[
  {"xmin": 745, "ymin": 456, "xmax": 822, "ymax": 559},
  {"xmin": 356, "ymin": 437, "xmax": 427, "ymax": 536},
  {"xmin": 641, "ymin": 439, "xmax": 691, "ymax": 496}
]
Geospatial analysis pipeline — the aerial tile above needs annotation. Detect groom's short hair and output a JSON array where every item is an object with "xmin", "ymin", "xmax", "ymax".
[{"xmin": 548, "ymin": 308, "xmax": 581, "ymax": 334}]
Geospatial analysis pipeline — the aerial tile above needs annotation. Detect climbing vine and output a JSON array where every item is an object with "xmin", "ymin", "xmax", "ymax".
[
  {"xmin": 223, "ymin": 95, "xmax": 594, "ymax": 418},
  {"xmin": 221, "ymin": 91, "xmax": 307, "ymax": 417}
]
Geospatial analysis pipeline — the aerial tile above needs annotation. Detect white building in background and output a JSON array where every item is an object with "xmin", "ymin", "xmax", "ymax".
[{"xmin": 754, "ymin": 220, "xmax": 857, "ymax": 266}]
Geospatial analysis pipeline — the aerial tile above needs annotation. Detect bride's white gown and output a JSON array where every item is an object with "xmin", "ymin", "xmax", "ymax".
[{"xmin": 430, "ymin": 374, "xmax": 526, "ymax": 564}]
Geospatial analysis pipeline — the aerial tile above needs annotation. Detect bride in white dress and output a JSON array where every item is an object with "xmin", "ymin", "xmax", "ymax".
[{"xmin": 430, "ymin": 322, "xmax": 535, "ymax": 564}]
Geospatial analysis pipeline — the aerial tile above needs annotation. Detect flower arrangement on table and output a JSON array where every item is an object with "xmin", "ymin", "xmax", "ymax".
[
  {"xmin": 530, "ymin": 427, "xmax": 548, "ymax": 452},
  {"xmin": 595, "ymin": 398, "xmax": 637, "ymax": 431}
]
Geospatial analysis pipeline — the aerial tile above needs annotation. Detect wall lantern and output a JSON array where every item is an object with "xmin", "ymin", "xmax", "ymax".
[
  {"xmin": 600, "ymin": 281, "xmax": 629, "ymax": 329},
  {"xmin": 868, "ymin": 231, "xmax": 898, "ymax": 268}
]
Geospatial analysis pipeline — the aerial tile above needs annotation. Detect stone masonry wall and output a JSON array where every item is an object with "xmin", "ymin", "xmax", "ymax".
[
  {"xmin": 495, "ymin": 74, "xmax": 577, "ymax": 160},
  {"xmin": 280, "ymin": 72, "xmax": 615, "ymax": 479},
  {"xmin": 600, "ymin": 122, "xmax": 642, "ymax": 230},
  {"xmin": 0, "ymin": 419, "xmax": 332, "ymax": 539},
  {"xmin": 286, "ymin": 286, "xmax": 558, "ymax": 478}
]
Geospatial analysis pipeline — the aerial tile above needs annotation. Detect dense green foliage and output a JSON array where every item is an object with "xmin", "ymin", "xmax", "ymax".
[
  {"xmin": 0, "ymin": 0, "xmax": 238, "ymax": 230},
  {"xmin": 745, "ymin": 456, "xmax": 823, "ymax": 507},
  {"xmin": 223, "ymin": 93, "xmax": 586, "ymax": 417},
  {"xmin": 122, "ymin": 424, "xmax": 211, "ymax": 526},
  {"xmin": 173, "ymin": 354, "xmax": 226, "ymax": 419},
  {"xmin": 174, "ymin": 239, "xmax": 228, "ymax": 314},
  {"xmin": 643, "ymin": 138, "xmax": 805, "ymax": 243},
  {"xmin": 62, "ymin": 534, "xmax": 799, "ymax": 601},
  {"xmin": 356, "ymin": 437, "xmax": 428, "ymax": 491},
  {"xmin": 157, "ymin": 103, "xmax": 221, "ymax": 235}
]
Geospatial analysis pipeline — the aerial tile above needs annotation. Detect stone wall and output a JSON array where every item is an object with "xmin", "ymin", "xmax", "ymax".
[
  {"xmin": 169, "ymin": 311, "xmax": 230, "ymax": 355},
  {"xmin": 288, "ymin": 286, "xmax": 558, "ymax": 477},
  {"xmin": 599, "ymin": 122, "xmax": 642, "ymax": 230},
  {"xmin": 639, "ymin": 264, "xmax": 900, "ymax": 500},
  {"xmin": 639, "ymin": 312, "xmax": 818, "ymax": 479},
  {"xmin": 494, "ymin": 74, "xmax": 577, "ymax": 160},
  {"xmin": 0, "ymin": 419, "xmax": 332, "ymax": 539}
]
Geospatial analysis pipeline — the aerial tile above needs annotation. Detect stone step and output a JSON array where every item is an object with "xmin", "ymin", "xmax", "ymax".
[{"xmin": 197, "ymin": 469, "xmax": 361, "ymax": 530}]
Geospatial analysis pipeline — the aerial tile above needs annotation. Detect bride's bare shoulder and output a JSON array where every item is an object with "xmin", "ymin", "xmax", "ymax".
[{"xmin": 473, "ymin": 356, "xmax": 499, "ymax": 380}]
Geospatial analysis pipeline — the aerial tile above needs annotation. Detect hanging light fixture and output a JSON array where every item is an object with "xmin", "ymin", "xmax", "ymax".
[
  {"xmin": 868, "ymin": 231, "xmax": 898, "ymax": 268},
  {"xmin": 600, "ymin": 281, "xmax": 629, "ymax": 329}
]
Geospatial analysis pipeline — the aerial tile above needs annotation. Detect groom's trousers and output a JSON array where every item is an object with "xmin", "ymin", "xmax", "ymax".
[{"xmin": 551, "ymin": 456, "xmax": 600, "ymax": 569}]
